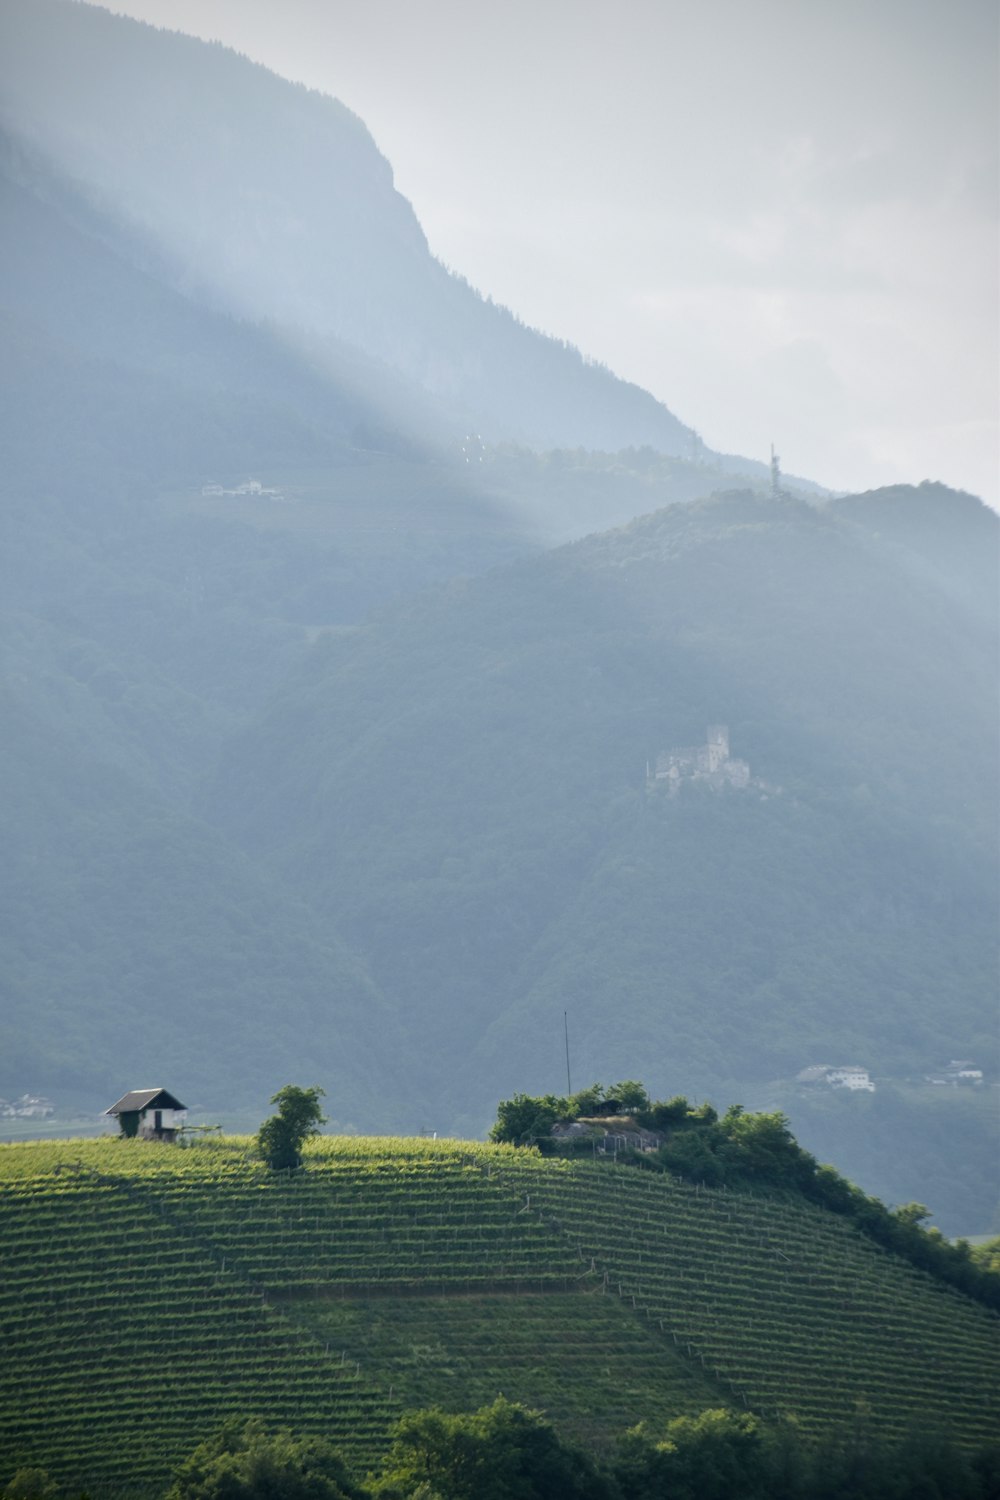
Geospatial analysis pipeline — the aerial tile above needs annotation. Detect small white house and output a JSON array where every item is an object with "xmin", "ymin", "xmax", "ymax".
[
  {"xmin": 825, "ymin": 1066, "xmax": 875, "ymax": 1092},
  {"xmin": 106, "ymin": 1087, "xmax": 187, "ymax": 1142},
  {"xmin": 942, "ymin": 1060, "xmax": 984, "ymax": 1086},
  {"xmin": 797, "ymin": 1064, "xmax": 875, "ymax": 1093}
]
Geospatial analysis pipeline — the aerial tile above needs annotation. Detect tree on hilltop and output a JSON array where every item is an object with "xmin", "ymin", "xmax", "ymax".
[
  {"xmin": 489, "ymin": 1092, "xmax": 564, "ymax": 1145},
  {"xmin": 256, "ymin": 1085, "xmax": 326, "ymax": 1170},
  {"xmin": 606, "ymin": 1080, "xmax": 650, "ymax": 1113}
]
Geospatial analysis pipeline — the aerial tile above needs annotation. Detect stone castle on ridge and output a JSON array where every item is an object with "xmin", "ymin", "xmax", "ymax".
[{"xmin": 648, "ymin": 724, "xmax": 752, "ymax": 795}]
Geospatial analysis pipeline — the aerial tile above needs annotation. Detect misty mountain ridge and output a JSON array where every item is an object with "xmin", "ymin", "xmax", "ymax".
[{"xmin": 1, "ymin": 0, "xmax": 796, "ymax": 473}]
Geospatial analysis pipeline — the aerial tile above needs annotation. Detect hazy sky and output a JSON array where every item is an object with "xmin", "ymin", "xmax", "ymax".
[{"xmin": 91, "ymin": 0, "xmax": 997, "ymax": 502}]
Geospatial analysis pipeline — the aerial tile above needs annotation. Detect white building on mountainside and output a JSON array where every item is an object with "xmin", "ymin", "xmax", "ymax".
[
  {"xmin": 200, "ymin": 478, "xmax": 284, "ymax": 499},
  {"xmin": 926, "ymin": 1060, "xmax": 984, "ymax": 1087},
  {"xmin": 796, "ymin": 1064, "xmax": 875, "ymax": 1093}
]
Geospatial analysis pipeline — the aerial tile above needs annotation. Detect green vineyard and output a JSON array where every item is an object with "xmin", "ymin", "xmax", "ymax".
[{"xmin": 1, "ymin": 1137, "xmax": 997, "ymax": 1496}]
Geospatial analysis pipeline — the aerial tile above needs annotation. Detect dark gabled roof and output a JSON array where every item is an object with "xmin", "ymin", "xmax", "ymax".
[{"xmin": 105, "ymin": 1087, "xmax": 186, "ymax": 1116}]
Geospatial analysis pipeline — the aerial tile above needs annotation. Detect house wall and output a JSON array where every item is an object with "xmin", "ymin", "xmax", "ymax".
[
  {"xmin": 138, "ymin": 1107, "xmax": 185, "ymax": 1135},
  {"xmin": 827, "ymin": 1069, "xmax": 874, "ymax": 1091}
]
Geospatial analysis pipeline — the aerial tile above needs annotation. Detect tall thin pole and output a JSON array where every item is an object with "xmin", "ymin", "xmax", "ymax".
[{"xmin": 564, "ymin": 1011, "xmax": 572, "ymax": 1095}]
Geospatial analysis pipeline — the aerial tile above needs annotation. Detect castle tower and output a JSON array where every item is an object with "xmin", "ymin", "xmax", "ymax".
[{"xmin": 705, "ymin": 724, "xmax": 729, "ymax": 772}]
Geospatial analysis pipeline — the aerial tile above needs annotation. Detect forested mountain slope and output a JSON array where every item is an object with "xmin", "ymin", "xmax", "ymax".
[
  {"xmin": 0, "ymin": 671, "xmax": 408, "ymax": 1120},
  {"xmin": 0, "ymin": 129, "xmax": 525, "ymax": 1127},
  {"xmin": 0, "ymin": 122, "xmax": 531, "ymax": 671},
  {"xmin": 1, "ymin": 0, "xmax": 706, "ymax": 458},
  {"xmin": 0, "ymin": 125, "xmax": 749, "ymax": 1132},
  {"xmin": 206, "ymin": 487, "xmax": 997, "ymax": 1192},
  {"xmin": 0, "ymin": 125, "xmax": 496, "ymax": 493}
]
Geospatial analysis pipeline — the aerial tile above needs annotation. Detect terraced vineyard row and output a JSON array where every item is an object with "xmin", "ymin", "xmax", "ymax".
[
  {"xmin": 291, "ymin": 1291, "xmax": 724, "ymax": 1446},
  {"xmin": 123, "ymin": 1156, "xmax": 576, "ymax": 1295},
  {"xmin": 493, "ymin": 1158, "xmax": 1000, "ymax": 1445}
]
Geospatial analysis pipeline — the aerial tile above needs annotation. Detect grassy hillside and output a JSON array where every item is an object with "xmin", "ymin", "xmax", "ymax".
[{"xmin": 2, "ymin": 1137, "xmax": 997, "ymax": 1496}]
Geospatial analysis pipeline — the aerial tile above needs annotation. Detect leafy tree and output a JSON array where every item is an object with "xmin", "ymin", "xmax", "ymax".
[
  {"xmin": 657, "ymin": 1126, "xmax": 727, "ymax": 1186},
  {"xmin": 372, "ymin": 1398, "xmax": 612, "ymax": 1500},
  {"xmin": 489, "ymin": 1093, "xmax": 565, "ymax": 1144},
  {"xmin": 606, "ymin": 1080, "xmax": 649, "ymax": 1113},
  {"xmin": 614, "ymin": 1409, "xmax": 772, "ymax": 1500},
  {"xmin": 256, "ymin": 1085, "xmax": 326, "ymax": 1170},
  {"xmin": 645, "ymin": 1095, "xmax": 691, "ymax": 1129},
  {"xmin": 719, "ymin": 1106, "xmax": 815, "ymax": 1187},
  {"xmin": 2, "ymin": 1471, "xmax": 60, "ymax": 1500},
  {"xmin": 970, "ymin": 1236, "xmax": 1000, "ymax": 1275},
  {"xmin": 165, "ymin": 1417, "xmax": 365, "ymax": 1500},
  {"xmin": 891, "ymin": 1201, "xmax": 932, "ymax": 1228},
  {"xmin": 567, "ymin": 1083, "xmax": 607, "ymax": 1117}
]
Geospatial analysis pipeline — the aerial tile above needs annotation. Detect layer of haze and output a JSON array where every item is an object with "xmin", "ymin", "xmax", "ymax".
[{"xmin": 90, "ymin": 0, "xmax": 998, "ymax": 502}]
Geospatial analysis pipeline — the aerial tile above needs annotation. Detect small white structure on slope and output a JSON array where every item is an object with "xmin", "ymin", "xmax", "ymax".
[{"xmin": 796, "ymin": 1065, "xmax": 875, "ymax": 1093}]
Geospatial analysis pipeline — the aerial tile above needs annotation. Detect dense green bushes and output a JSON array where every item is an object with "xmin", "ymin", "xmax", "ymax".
[
  {"xmin": 165, "ymin": 1419, "xmax": 366, "ymax": 1500},
  {"xmin": 610, "ymin": 1408, "xmax": 1000, "ymax": 1500},
  {"xmin": 12, "ymin": 1404, "xmax": 997, "ymax": 1500}
]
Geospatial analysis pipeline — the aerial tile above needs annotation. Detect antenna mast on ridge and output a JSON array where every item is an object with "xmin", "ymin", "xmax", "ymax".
[{"xmin": 770, "ymin": 443, "xmax": 782, "ymax": 497}]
